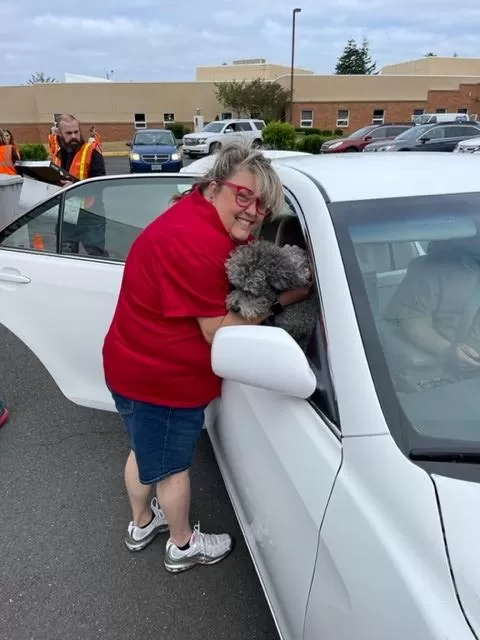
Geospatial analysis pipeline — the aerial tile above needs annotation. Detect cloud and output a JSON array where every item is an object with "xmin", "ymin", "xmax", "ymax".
[{"xmin": 0, "ymin": 0, "xmax": 479, "ymax": 84}]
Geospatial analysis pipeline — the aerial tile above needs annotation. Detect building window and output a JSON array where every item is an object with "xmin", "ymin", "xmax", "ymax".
[
  {"xmin": 163, "ymin": 112, "xmax": 175, "ymax": 122},
  {"xmin": 134, "ymin": 113, "xmax": 146, "ymax": 129},
  {"xmin": 372, "ymin": 109, "xmax": 385, "ymax": 124},
  {"xmin": 436, "ymin": 108, "xmax": 447, "ymax": 113},
  {"xmin": 221, "ymin": 112, "xmax": 232, "ymax": 120},
  {"xmin": 300, "ymin": 109, "xmax": 313, "ymax": 128},
  {"xmin": 457, "ymin": 108, "xmax": 468, "ymax": 114},
  {"xmin": 336, "ymin": 109, "xmax": 349, "ymax": 128}
]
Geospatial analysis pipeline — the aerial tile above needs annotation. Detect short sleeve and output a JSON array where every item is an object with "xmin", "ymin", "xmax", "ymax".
[
  {"xmin": 385, "ymin": 256, "xmax": 440, "ymax": 322},
  {"xmin": 157, "ymin": 234, "xmax": 230, "ymax": 318}
]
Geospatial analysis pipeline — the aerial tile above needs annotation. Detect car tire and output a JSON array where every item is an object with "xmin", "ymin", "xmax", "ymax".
[
  {"xmin": 344, "ymin": 147, "xmax": 358, "ymax": 152},
  {"xmin": 209, "ymin": 142, "xmax": 221, "ymax": 154},
  {"xmin": 252, "ymin": 139, "xmax": 263, "ymax": 148}
]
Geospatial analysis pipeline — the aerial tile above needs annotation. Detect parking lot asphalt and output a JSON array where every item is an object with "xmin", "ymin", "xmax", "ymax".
[{"xmin": 0, "ymin": 152, "xmax": 279, "ymax": 639}]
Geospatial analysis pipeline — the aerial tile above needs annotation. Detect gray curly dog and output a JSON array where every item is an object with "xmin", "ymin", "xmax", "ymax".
[{"xmin": 225, "ymin": 240, "xmax": 317, "ymax": 350}]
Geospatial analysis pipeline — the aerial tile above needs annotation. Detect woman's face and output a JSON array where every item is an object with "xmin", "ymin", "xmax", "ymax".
[
  {"xmin": 3, "ymin": 132, "xmax": 11, "ymax": 144},
  {"xmin": 208, "ymin": 169, "xmax": 269, "ymax": 243}
]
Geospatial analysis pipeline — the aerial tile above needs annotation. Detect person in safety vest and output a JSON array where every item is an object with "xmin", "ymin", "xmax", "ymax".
[
  {"xmin": 48, "ymin": 125, "xmax": 60, "ymax": 159},
  {"xmin": 53, "ymin": 114, "xmax": 107, "ymax": 257},
  {"xmin": 2, "ymin": 129, "xmax": 21, "ymax": 159},
  {"xmin": 88, "ymin": 125, "xmax": 103, "ymax": 154},
  {"xmin": 0, "ymin": 130, "xmax": 19, "ymax": 175}
]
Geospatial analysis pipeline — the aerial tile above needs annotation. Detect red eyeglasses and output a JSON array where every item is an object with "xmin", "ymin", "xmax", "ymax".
[{"xmin": 221, "ymin": 180, "xmax": 272, "ymax": 218}]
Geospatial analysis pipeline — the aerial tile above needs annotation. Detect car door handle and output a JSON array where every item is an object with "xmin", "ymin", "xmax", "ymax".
[{"xmin": 0, "ymin": 268, "xmax": 31, "ymax": 284}]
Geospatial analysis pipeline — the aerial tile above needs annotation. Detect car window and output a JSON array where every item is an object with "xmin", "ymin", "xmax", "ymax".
[
  {"xmin": 354, "ymin": 242, "xmax": 421, "ymax": 274},
  {"xmin": 448, "ymin": 125, "xmax": 480, "ymax": 138},
  {"xmin": 387, "ymin": 126, "xmax": 408, "ymax": 137},
  {"xmin": 254, "ymin": 121, "xmax": 265, "ymax": 130},
  {"xmin": 424, "ymin": 127, "xmax": 445, "ymax": 140},
  {"xmin": 369, "ymin": 127, "xmax": 388, "ymax": 139},
  {"xmin": 0, "ymin": 177, "xmax": 196, "ymax": 261},
  {"xmin": 331, "ymin": 194, "xmax": 480, "ymax": 457},
  {"xmin": 237, "ymin": 122, "xmax": 253, "ymax": 131},
  {"xmin": 0, "ymin": 196, "xmax": 61, "ymax": 252}
]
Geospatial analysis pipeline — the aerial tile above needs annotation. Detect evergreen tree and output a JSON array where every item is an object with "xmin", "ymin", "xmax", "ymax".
[{"xmin": 335, "ymin": 38, "xmax": 377, "ymax": 75}]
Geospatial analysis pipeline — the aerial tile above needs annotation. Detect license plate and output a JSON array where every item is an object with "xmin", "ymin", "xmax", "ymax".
[{"xmin": 151, "ymin": 164, "xmax": 163, "ymax": 170}]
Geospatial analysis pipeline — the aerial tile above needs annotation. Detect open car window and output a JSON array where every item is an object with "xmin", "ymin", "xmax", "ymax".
[{"xmin": 0, "ymin": 176, "xmax": 196, "ymax": 262}]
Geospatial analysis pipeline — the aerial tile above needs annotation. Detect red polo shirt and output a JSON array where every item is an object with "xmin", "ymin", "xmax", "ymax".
[{"xmin": 102, "ymin": 187, "xmax": 238, "ymax": 407}]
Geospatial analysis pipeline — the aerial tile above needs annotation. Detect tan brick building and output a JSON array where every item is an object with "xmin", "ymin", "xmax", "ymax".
[{"xmin": 1, "ymin": 57, "xmax": 480, "ymax": 144}]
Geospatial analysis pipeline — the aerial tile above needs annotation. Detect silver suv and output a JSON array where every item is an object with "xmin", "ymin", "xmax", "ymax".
[{"xmin": 183, "ymin": 119, "xmax": 265, "ymax": 157}]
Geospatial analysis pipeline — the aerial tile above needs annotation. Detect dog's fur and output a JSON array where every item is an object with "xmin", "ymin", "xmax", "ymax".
[{"xmin": 225, "ymin": 240, "xmax": 317, "ymax": 350}]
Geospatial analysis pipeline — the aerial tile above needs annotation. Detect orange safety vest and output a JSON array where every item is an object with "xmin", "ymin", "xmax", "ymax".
[
  {"xmin": 0, "ymin": 145, "xmax": 17, "ymax": 175},
  {"xmin": 53, "ymin": 142, "xmax": 96, "ymax": 209},
  {"xmin": 48, "ymin": 134, "xmax": 60, "ymax": 159},
  {"xmin": 52, "ymin": 142, "xmax": 95, "ymax": 181}
]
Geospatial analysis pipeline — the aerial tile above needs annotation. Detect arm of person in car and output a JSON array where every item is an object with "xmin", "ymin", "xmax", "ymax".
[{"xmin": 198, "ymin": 285, "xmax": 312, "ymax": 344}]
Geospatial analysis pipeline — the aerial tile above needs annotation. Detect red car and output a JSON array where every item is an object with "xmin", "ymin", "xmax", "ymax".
[{"xmin": 320, "ymin": 124, "xmax": 412, "ymax": 153}]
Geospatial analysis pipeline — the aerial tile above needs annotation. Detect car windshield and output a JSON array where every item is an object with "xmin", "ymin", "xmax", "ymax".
[
  {"xmin": 348, "ymin": 126, "xmax": 376, "ymax": 139},
  {"xmin": 134, "ymin": 132, "xmax": 174, "ymax": 145},
  {"xmin": 394, "ymin": 125, "xmax": 431, "ymax": 141},
  {"xmin": 202, "ymin": 122, "xmax": 224, "ymax": 133},
  {"xmin": 331, "ymin": 193, "xmax": 480, "ymax": 455}
]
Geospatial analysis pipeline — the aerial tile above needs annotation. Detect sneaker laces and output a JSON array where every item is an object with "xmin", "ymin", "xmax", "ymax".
[{"xmin": 192, "ymin": 522, "xmax": 225, "ymax": 551}]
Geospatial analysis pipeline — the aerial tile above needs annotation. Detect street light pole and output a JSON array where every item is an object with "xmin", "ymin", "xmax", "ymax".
[{"xmin": 289, "ymin": 7, "xmax": 302, "ymax": 124}]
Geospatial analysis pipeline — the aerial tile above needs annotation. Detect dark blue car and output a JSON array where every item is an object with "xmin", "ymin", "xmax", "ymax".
[{"xmin": 128, "ymin": 129, "xmax": 183, "ymax": 173}]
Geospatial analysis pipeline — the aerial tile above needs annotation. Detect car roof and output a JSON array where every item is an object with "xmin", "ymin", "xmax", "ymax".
[
  {"xmin": 180, "ymin": 150, "xmax": 311, "ymax": 175},
  {"xmin": 273, "ymin": 153, "xmax": 480, "ymax": 202}
]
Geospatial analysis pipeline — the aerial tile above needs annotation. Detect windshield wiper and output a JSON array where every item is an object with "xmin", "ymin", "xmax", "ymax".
[{"xmin": 410, "ymin": 447, "xmax": 480, "ymax": 463}]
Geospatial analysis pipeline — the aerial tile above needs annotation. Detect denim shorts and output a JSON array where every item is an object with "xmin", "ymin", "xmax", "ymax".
[{"xmin": 110, "ymin": 389, "xmax": 207, "ymax": 485}]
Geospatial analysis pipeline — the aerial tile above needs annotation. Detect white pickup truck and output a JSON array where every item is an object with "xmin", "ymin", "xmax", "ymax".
[{"xmin": 182, "ymin": 118, "xmax": 265, "ymax": 157}]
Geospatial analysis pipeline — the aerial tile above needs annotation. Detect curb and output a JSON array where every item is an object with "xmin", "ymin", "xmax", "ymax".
[{"xmin": 103, "ymin": 151, "xmax": 129, "ymax": 158}]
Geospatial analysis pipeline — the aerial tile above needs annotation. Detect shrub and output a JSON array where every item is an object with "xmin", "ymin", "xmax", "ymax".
[
  {"xmin": 19, "ymin": 143, "xmax": 48, "ymax": 160},
  {"xmin": 334, "ymin": 128, "xmax": 344, "ymax": 136},
  {"xmin": 303, "ymin": 128, "xmax": 322, "ymax": 136},
  {"xmin": 262, "ymin": 121, "xmax": 297, "ymax": 150},
  {"xmin": 297, "ymin": 134, "xmax": 324, "ymax": 154},
  {"xmin": 165, "ymin": 123, "xmax": 185, "ymax": 139}
]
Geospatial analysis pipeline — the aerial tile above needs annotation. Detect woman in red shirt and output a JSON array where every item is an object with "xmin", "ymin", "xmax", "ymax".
[{"xmin": 103, "ymin": 141, "xmax": 311, "ymax": 573}]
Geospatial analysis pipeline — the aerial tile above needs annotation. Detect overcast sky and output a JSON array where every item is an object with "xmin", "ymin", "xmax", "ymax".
[{"xmin": 1, "ymin": 0, "xmax": 479, "ymax": 84}]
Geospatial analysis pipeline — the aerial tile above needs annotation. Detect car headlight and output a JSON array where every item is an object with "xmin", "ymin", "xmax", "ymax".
[
  {"xmin": 171, "ymin": 152, "xmax": 181, "ymax": 161},
  {"xmin": 326, "ymin": 141, "xmax": 343, "ymax": 150},
  {"xmin": 130, "ymin": 152, "xmax": 140, "ymax": 161},
  {"xmin": 197, "ymin": 138, "xmax": 207, "ymax": 144}
]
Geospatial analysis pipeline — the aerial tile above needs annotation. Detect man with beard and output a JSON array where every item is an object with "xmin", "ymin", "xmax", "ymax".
[{"xmin": 53, "ymin": 114, "xmax": 108, "ymax": 256}]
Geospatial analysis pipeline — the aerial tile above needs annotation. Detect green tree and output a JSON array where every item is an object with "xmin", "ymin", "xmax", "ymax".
[
  {"xmin": 26, "ymin": 72, "xmax": 58, "ymax": 85},
  {"xmin": 335, "ymin": 38, "xmax": 377, "ymax": 75},
  {"xmin": 425, "ymin": 52, "xmax": 437, "ymax": 57},
  {"xmin": 215, "ymin": 79, "xmax": 289, "ymax": 121},
  {"xmin": 214, "ymin": 80, "xmax": 250, "ymax": 117}
]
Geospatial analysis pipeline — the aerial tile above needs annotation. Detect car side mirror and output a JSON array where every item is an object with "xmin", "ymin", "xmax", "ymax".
[
  {"xmin": 420, "ymin": 137, "xmax": 429, "ymax": 143},
  {"xmin": 212, "ymin": 325, "xmax": 316, "ymax": 398},
  {"xmin": 364, "ymin": 136, "xmax": 372, "ymax": 142}
]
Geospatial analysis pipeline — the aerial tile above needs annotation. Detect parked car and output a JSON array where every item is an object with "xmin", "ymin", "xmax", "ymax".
[
  {"xmin": 414, "ymin": 112, "xmax": 475, "ymax": 125},
  {"xmin": 365, "ymin": 121, "xmax": 480, "ymax": 152},
  {"xmin": 2, "ymin": 154, "xmax": 480, "ymax": 640},
  {"xmin": 180, "ymin": 149, "xmax": 311, "ymax": 175},
  {"xmin": 320, "ymin": 123, "xmax": 412, "ymax": 153},
  {"xmin": 454, "ymin": 134, "xmax": 480, "ymax": 153},
  {"xmin": 182, "ymin": 119, "xmax": 265, "ymax": 157},
  {"xmin": 127, "ymin": 129, "xmax": 183, "ymax": 173}
]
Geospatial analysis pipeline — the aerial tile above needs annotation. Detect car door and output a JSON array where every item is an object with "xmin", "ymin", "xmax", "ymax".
[
  {"xmin": 207, "ymin": 183, "xmax": 342, "ymax": 640},
  {"xmin": 0, "ymin": 174, "xmax": 195, "ymax": 411},
  {"xmin": 415, "ymin": 126, "xmax": 447, "ymax": 151}
]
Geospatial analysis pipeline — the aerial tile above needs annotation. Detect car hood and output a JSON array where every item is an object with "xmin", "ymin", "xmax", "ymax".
[
  {"xmin": 457, "ymin": 135, "xmax": 480, "ymax": 148},
  {"xmin": 322, "ymin": 138, "xmax": 348, "ymax": 149},
  {"xmin": 433, "ymin": 473, "xmax": 480, "ymax": 635},
  {"xmin": 131, "ymin": 144, "xmax": 177, "ymax": 154},
  {"xmin": 183, "ymin": 131, "xmax": 216, "ymax": 140}
]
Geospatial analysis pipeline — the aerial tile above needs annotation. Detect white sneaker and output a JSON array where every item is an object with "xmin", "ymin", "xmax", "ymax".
[
  {"xmin": 124, "ymin": 497, "xmax": 169, "ymax": 551},
  {"xmin": 164, "ymin": 523, "xmax": 233, "ymax": 573}
]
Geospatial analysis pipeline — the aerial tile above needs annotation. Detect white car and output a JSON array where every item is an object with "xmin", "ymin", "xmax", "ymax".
[
  {"xmin": 182, "ymin": 119, "xmax": 265, "ymax": 157},
  {"xmin": 181, "ymin": 149, "xmax": 312, "ymax": 175},
  {"xmin": 454, "ymin": 135, "xmax": 480, "ymax": 153},
  {"xmin": 1, "ymin": 154, "xmax": 480, "ymax": 640}
]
